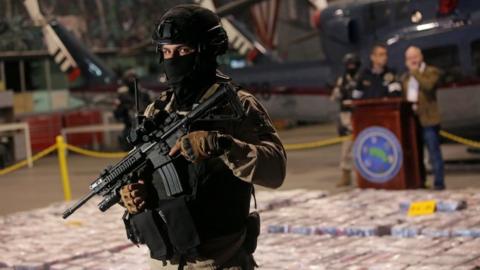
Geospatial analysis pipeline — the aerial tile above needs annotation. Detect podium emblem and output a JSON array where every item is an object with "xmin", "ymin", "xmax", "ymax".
[{"xmin": 353, "ymin": 126, "xmax": 403, "ymax": 183}]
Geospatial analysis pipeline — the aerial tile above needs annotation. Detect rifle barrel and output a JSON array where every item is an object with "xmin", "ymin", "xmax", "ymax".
[{"xmin": 62, "ymin": 190, "xmax": 96, "ymax": 219}]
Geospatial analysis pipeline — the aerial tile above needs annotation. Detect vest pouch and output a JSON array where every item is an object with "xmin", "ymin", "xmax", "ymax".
[
  {"xmin": 158, "ymin": 197, "xmax": 200, "ymax": 257},
  {"xmin": 243, "ymin": 211, "xmax": 260, "ymax": 254},
  {"xmin": 123, "ymin": 211, "xmax": 143, "ymax": 245},
  {"xmin": 130, "ymin": 209, "xmax": 173, "ymax": 260}
]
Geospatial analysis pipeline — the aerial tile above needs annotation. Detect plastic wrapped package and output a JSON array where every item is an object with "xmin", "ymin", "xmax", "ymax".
[
  {"xmin": 421, "ymin": 226, "xmax": 451, "ymax": 238},
  {"xmin": 0, "ymin": 198, "xmax": 143, "ymax": 270},
  {"xmin": 310, "ymin": 250, "xmax": 351, "ymax": 266},
  {"xmin": 422, "ymin": 254, "xmax": 478, "ymax": 266},
  {"xmin": 405, "ymin": 266, "xmax": 454, "ymax": 270},
  {"xmin": 251, "ymin": 189, "xmax": 328, "ymax": 213},
  {"xmin": 8, "ymin": 262, "xmax": 46, "ymax": 270},
  {"xmin": 49, "ymin": 264, "xmax": 76, "ymax": 270},
  {"xmin": 450, "ymin": 218, "xmax": 480, "ymax": 237},
  {"xmin": 388, "ymin": 253, "xmax": 425, "ymax": 265},
  {"xmin": 358, "ymin": 252, "xmax": 397, "ymax": 265},
  {"xmin": 315, "ymin": 224, "xmax": 342, "ymax": 236},
  {"xmin": 452, "ymin": 226, "xmax": 480, "ymax": 238},
  {"xmin": 453, "ymin": 265, "xmax": 480, "ymax": 270},
  {"xmin": 391, "ymin": 224, "xmax": 423, "ymax": 238},
  {"xmin": 344, "ymin": 225, "xmax": 380, "ymax": 237},
  {"xmin": 308, "ymin": 266, "xmax": 328, "ymax": 270},
  {"xmin": 421, "ymin": 213, "xmax": 468, "ymax": 238},
  {"xmin": 343, "ymin": 265, "xmax": 369, "ymax": 270},
  {"xmin": 455, "ymin": 238, "xmax": 480, "ymax": 248},
  {"xmin": 436, "ymin": 200, "xmax": 467, "ymax": 212},
  {"xmin": 4, "ymin": 189, "xmax": 480, "ymax": 269},
  {"xmin": 328, "ymin": 251, "xmax": 373, "ymax": 268},
  {"xmin": 288, "ymin": 223, "xmax": 315, "ymax": 235},
  {"xmin": 263, "ymin": 189, "xmax": 480, "ymax": 240},
  {"xmin": 463, "ymin": 255, "xmax": 480, "ymax": 266},
  {"xmin": 368, "ymin": 263, "xmax": 409, "ymax": 270}
]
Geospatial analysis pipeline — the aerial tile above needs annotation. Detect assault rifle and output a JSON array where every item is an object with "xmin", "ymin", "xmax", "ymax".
[{"xmin": 62, "ymin": 84, "xmax": 244, "ymax": 219}]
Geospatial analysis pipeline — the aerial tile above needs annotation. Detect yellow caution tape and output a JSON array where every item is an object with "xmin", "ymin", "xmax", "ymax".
[
  {"xmin": 284, "ymin": 135, "xmax": 351, "ymax": 151},
  {"xmin": 440, "ymin": 130, "xmax": 480, "ymax": 148},
  {"xmin": 1, "ymin": 129, "xmax": 478, "ymax": 178},
  {"xmin": 0, "ymin": 144, "xmax": 57, "ymax": 176},
  {"xmin": 64, "ymin": 136, "xmax": 349, "ymax": 155},
  {"xmin": 284, "ymin": 130, "xmax": 480, "ymax": 151},
  {"xmin": 65, "ymin": 144, "xmax": 127, "ymax": 159}
]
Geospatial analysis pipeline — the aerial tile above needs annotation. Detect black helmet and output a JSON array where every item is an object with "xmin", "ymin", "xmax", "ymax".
[
  {"xmin": 152, "ymin": 5, "xmax": 228, "ymax": 61},
  {"xmin": 342, "ymin": 53, "xmax": 360, "ymax": 66}
]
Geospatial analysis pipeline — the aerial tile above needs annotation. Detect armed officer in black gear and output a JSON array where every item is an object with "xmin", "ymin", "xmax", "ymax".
[
  {"xmin": 354, "ymin": 44, "xmax": 402, "ymax": 99},
  {"xmin": 331, "ymin": 53, "xmax": 361, "ymax": 187},
  {"xmin": 118, "ymin": 5, "xmax": 286, "ymax": 269},
  {"xmin": 113, "ymin": 69, "xmax": 151, "ymax": 150}
]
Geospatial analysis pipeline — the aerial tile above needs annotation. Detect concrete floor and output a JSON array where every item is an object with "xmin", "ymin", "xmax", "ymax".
[{"xmin": 1, "ymin": 124, "xmax": 479, "ymax": 216}]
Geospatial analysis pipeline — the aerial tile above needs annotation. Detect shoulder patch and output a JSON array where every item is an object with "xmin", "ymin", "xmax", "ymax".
[
  {"xmin": 383, "ymin": 73, "xmax": 394, "ymax": 82},
  {"xmin": 335, "ymin": 77, "xmax": 343, "ymax": 86},
  {"xmin": 154, "ymin": 91, "xmax": 173, "ymax": 108},
  {"xmin": 144, "ymin": 91, "xmax": 173, "ymax": 117},
  {"xmin": 237, "ymin": 89, "xmax": 255, "ymax": 101}
]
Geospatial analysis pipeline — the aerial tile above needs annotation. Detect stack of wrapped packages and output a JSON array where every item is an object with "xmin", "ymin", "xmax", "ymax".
[
  {"xmin": 264, "ymin": 189, "xmax": 477, "ymax": 238},
  {"xmin": 0, "ymin": 199, "xmax": 150, "ymax": 270},
  {"xmin": 2, "ymin": 189, "xmax": 480, "ymax": 269},
  {"xmin": 255, "ymin": 188, "xmax": 480, "ymax": 269}
]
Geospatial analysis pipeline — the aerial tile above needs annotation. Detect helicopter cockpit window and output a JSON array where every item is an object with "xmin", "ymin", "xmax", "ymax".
[
  {"xmin": 394, "ymin": 2, "xmax": 410, "ymax": 22},
  {"xmin": 422, "ymin": 45, "xmax": 462, "ymax": 84},
  {"xmin": 365, "ymin": 2, "xmax": 390, "ymax": 31},
  {"xmin": 471, "ymin": 40, "xmax": 480, "ymax": 76}
]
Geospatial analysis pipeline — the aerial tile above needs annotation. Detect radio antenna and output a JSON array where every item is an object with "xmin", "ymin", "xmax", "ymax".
[{"xmin": 133, "ymin": 78, "xmax": 145, "ymax": 126}]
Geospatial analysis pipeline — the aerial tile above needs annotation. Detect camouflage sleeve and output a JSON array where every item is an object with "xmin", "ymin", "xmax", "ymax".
[
  {"xmin": 143, "ymin": 102, "xmax": 157, "ymax": 117},
  {"xmin": 143, "ymin": 90, "xmax": 172, "ymax": 117},
  {"xmin": 219, "ymin": 91, "xmax": 286, "ymax": 189},
  {"xmin": 330, "ymin": 77, "xmax": 343, "ymax": 101},
  {"xmin": 352, "ymin": 70, "xmax": 365, "ymax": 99}
]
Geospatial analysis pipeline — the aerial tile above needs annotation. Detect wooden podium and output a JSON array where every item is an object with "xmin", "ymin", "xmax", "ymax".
[{"xmin": 351, "ymin": 98, "xmax": 423, "ymax": 189}]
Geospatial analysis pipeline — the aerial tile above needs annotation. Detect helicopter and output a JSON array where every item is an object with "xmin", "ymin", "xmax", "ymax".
[{"xmin": 18, "ymin": 0, "xmax": 480, "ymax": 138}]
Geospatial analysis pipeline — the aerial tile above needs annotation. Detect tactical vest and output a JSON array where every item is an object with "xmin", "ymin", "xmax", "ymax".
[
  {"xmin": 338, "ymin": 73, "xmax": 359, "ymax": 112},
  {"xmin": 125, "ymin": 83, "xmax": 252, "ymax": 261}
]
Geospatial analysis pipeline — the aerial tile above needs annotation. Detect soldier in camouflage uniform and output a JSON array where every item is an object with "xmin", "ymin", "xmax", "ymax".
[
  {"xmin": 119, "ymin": 5, "xmax": 286, "ymax": 269},
  {"xmin": 331, "ymin": 53, "xmax": 361, "ymax": 187}
]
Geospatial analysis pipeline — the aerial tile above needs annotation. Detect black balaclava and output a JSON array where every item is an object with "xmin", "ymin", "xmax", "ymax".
[
  {"xmin": 346, "ymin": 64, "xmax": 360, "ymax": 77},
  {"xmin": 153, "ymin": 5, "xmax": 223, "ymax": 110},
  {"xmin": 164, "ymin": 52, "xmax": 216, "ymax": 110}
]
